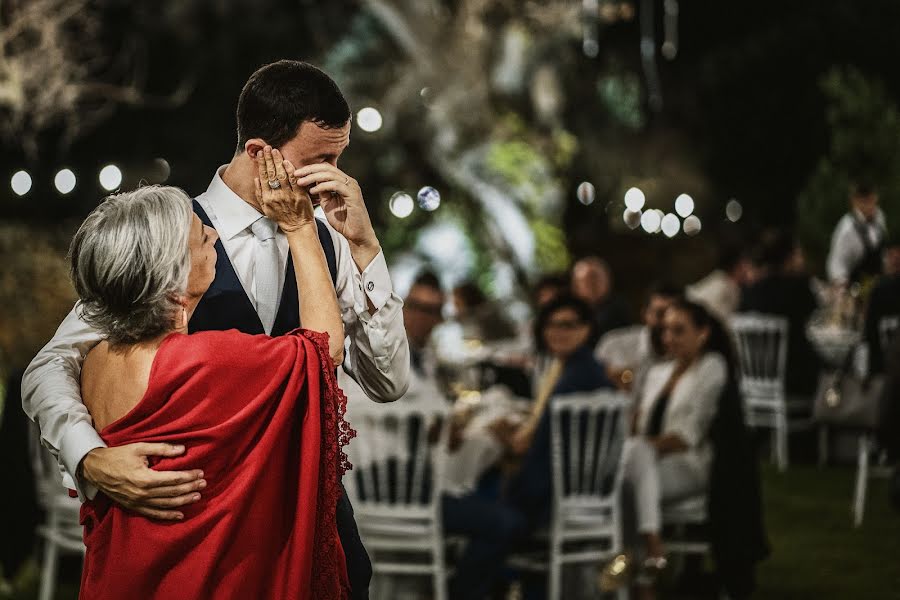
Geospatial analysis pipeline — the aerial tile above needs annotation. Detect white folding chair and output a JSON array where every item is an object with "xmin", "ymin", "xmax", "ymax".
[
  {"xmin": 343, "ymin": 399, "xmax": 451, "ymax": 600},
  {"xmin": 662, "ymin": 495, "xmax": 709, "ymax": 556},
  {"xmin": 27, "ymin": 425, "xmax": 85, "ymax": 600},
  {"xmin": 731, "ymin": 313, "xmax": 803, "ymax": 471},
  {"xmin": 850, "ymin": 316, "xmax": 900, "ymax": 527},
  {"xmin": 508, "ymin": 390, "xmax": 629, "ymax": 600}
]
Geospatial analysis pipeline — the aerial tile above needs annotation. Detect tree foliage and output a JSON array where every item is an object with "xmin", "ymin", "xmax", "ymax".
[{"xmin": 798, "ymin": 66, "xmax": 900, "ymax": 268}]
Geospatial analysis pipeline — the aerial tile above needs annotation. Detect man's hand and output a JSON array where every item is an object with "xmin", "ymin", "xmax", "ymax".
[
  {"xmin": 293, "ymin": 164, "xmax": 381, "ymax": 270},
  {"xmin": 80, "ymin": 444, "xmax": 205, "ymax": 521}
]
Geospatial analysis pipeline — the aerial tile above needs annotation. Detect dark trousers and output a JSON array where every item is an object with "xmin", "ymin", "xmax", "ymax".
[
  {"xmin": 337, "ymin": 486, "xmax": 372, "ymax": 600},
  {"xmin": 443, "ymin": 492, "xmax": 525, "ymax": 600}
]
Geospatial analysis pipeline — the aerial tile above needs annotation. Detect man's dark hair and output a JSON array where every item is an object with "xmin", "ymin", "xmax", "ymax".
[
  {"xmin": 235, "ymin": 60, "xmax": 351, "ymax": 152},
  {"xmin": 411, "ymin": 270, "xmax": 442, "ymax": 294},
  {"xmin": 533, "ymin": 294, "xmax": 600, "ymax": 354},
  {"xmin": 453, "ymin": 281, "xmax": 487, "ymax": 310},
  {"xmin": 850, "ymin": 179, "xmax": 878, "ymax": 198},
  {"xmin": 753, "ymin": 229, "xmax": 797, "ymax": 271},
  {"xmin": 647, "ymin": 280, "xmax": 683, "ymax": 301},
  {"xmin": 717, "ymin": 242, "xmax": 748, "ymax": 273}
]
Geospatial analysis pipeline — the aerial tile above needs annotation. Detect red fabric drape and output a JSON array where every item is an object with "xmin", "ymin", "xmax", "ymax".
[{"xmin": 78, "ymin": 328, "xmax": 354, "ymax": 600}]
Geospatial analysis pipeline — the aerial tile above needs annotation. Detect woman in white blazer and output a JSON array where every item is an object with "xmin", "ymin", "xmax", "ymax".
[{"xmin": 602, "ymin": 299, "xmax": 735, "ymax": 598}]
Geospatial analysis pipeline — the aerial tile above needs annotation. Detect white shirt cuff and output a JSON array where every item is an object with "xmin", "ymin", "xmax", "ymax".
[
  {"xmin": 60, "ymin": 420, "xmax": 106, "ymax": 500},
  {"xmin": 354, "ymin": 250, "xmax": 393, "ymax": 310}
]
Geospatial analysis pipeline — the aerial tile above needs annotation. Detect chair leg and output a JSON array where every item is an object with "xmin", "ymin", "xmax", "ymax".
[
  {"xmin": 853, "ymin": 435, "xmax": 870, "ymax": 527},
  {"xmin": 38, "ymin": 514, "xmax": 59, "ymax": 600},
  {"xmin": 548, "ymin": 554, "xmax": 562, "ymax": 600},
  {"xmin": 776, "ymin": 411, "xmax": 788, "ymax": 472}
]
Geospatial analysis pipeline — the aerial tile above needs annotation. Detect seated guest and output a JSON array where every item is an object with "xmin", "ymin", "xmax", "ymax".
[
  {"xmin": 597, "ymin": 281, "xmax": 683, "ymax": 391},
  {"xmin": 603, "ymin": 300, "xmax": 733, "ymax": 599},
  {"xmin": 452, "ymin": 280, "xmax": 518, "ymax": 342},
  {"xmin": 740, "ymin": 230, "xmax": 822, "ymax": 396},
  {"xmin": 571, "ymin": 256, "xmax": 630, "ymax": 338},
  {"xmin": 498, "ymin": 295, "xmax": 614, "ymax": 524},
  {"xmin": 686, "ymin": 241, "xmax": 753, "ymax": 323},
  {"xmin": 864, "ymin": 238, "xmax": 900, "ymax": 374},
  {"xmin": 534, "ymin": 273, "xmax": 570, "ymax": 310},
  {"xmin": 344, "ymin": 272, "xmax": 524, "ymax": 600},
  {"xmin": 69, "ymin": 158, "xmax": 351, "ymax": 597}
]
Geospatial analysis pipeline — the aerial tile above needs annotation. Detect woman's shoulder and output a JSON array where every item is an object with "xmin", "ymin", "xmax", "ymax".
[
  {"xmin": 166, "ymin": 329, "xmax": 308, "ymax": 368},
  {"xmin": 694, "ymin": 352, "xmax": 728, "ymax": 380}
]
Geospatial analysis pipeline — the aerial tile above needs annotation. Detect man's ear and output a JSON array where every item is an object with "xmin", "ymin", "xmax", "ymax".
[{"xmin": 244, "ymin": 138, "xmax": 267, "ymax": 159}]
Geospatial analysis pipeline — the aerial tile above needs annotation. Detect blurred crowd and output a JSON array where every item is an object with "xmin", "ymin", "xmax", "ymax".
[{"xmin": 338, "ymin": 178, "xmax": 900, "ymax": 599}]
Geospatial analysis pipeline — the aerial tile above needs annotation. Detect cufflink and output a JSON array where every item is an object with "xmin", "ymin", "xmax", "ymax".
[{"xmin": 367, "ymin": 281, "xmax": 375, "ymax": 292}]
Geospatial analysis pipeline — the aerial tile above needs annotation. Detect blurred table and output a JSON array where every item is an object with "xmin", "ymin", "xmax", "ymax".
[
  {"xmin": 807, "ymin": 321, "xmax": 861, "ymax": 367},
  {"xmin": 442, "ymin": 386, "xmax": 529, "ymax": 496}
]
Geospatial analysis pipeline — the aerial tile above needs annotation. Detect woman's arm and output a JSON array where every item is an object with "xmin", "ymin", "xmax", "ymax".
[
  {"xmin": 255, "ymin": 147, "xmax": 344, "ymax": 364},
  {"xmin": 287, "ymin": 227, "xmax": 344, "ymax": 364}
]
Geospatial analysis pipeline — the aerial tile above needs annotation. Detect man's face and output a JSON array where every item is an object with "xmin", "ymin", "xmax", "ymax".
[
  {"xmin": 571, "ymin": 261, "xmax": 610, "ymax": 305},
  {"xmin": 644, "ymin": 293, "xmax": 677, "ymax": 357},
  {"xmin": 403, "ymin": 284, "xmax": 445, "ymax": 347},
  {"xmin": 852, "ymin": 193, "xmax": 879, "ymax": 221},
  {"xmin": 884, "ymin": 246, "xmax": 900, "ymax": 276},
  {"xmin": 275, "ymin": 120, "xmax": 351, "ymax": 203},
  {"xmin": 643, "ymin": 294, "xmax": 675, "ymax": 330}
]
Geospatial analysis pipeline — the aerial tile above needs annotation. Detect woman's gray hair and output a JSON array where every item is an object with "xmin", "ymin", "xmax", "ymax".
[{"xmin": 69, "ymin": 185, "xmax": 194, "ymax": 346}]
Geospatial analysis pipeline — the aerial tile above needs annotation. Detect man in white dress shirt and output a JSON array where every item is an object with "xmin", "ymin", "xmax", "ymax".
[
  {"xmin": 22, "ymin": 60, "xmax": 409, "ymax": 535},
  {"xmin": 826, "ymin": 180, "xmax": 888, "ymax": 285}
]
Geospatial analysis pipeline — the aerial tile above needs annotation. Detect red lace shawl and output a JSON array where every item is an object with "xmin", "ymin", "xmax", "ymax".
[{"xmin": 79, "ymin": 329, "xmax": 354, "ymax": 600}]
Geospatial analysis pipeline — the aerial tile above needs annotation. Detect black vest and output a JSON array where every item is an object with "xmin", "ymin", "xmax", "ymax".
[
  {"xmin": 189, "ymin": 200, "xmax": 337, "ymax": 335},
  {"xmin": 850, "ymin": 216, "xmax": 885, "ymax": 284}
]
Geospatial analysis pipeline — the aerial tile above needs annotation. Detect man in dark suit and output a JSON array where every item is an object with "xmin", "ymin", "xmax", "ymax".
[{"xmin": 23, "ymin": 61, "xmax": 411, "ymax": 599}]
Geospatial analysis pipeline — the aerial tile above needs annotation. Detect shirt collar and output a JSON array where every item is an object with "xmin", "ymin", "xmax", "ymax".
[{"xmin": 204, "ymin": 165, "xmax": 266, "ymax": 241}]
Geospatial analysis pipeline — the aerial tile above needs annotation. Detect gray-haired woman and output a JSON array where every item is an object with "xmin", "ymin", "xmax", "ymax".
[{"xmin": 74, "ymin": 148, "xmax": 352, "ymax": 599}]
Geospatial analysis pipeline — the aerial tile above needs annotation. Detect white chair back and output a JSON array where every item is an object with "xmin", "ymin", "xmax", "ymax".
[
  {"xmin": 550, "ymin": 390, "xmax": 629, "ymax": 511},
  {"xmin": 344, "ymin": 397, "xmax": 450, "ymax": 520},
  {"xmin": 878, "ymin": 315, "xmax": 900, "ymax": 356},
  {"xmin": 730, "ymin": 313, "xmax": 789, "ymax": 400}
]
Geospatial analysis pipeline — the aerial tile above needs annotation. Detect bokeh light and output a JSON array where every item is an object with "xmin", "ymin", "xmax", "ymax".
[
  {"xmin": 683, "ymin": 215, "xmax": 702, "ymax": 236},
  {"xmin": 641, "ymin": 209, "xmax": 661, "ymax": 233},
  {"xmin": 623, "ymin": 208, "xmax": 641, "ymax": 229},
  {"xmin": 624, "ymin": 187, "xmax": 645, "ymax": 212},
  {"xmin": 356, "ymin": 107, "xmax": 383, "ymax": 133},
  {"xmin": 661, "ymin": 213, "xmax": 680, "ymax": 238},
  {"xmin": 54, "ymin": 169, "xmax": 76, "ymax": 194},
  {"xmin": 11, "ymin": 170, "xmax": 32, "ymax": 196},
  {"xmin": 675, "ymin": 193, "xmax": 694, "ymax": 217},
  {"xmin": 389, "ymin": 191, "xmax": 414, "ymax": 218},
  {"xmin": 577, "ymin": 181, "xmax": 596, "ymax": 205},
  {"xmin": 99, "ymin": 164, "xmax": 123, "ymax": 191},
  {"xmin": 417, "ymin": 186, "xmax": 441, "ymax": 211},
  {"xmin": 726, "ymin": 199, "xmax": 743, "ymax": 222}
]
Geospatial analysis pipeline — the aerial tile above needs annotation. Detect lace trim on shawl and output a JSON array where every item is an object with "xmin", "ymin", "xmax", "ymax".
[{"xmin": 300, "ymin": 329, "xmax": 356, "ymax": 600}]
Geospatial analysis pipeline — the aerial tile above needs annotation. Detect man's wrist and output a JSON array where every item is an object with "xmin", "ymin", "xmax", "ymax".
[{"xmin": 348, "ymin": 237, "xmax": 382, "ymax": 272}]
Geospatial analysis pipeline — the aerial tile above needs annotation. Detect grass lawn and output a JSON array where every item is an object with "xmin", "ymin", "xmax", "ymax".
[
  {"xmin": 754, "ymin": 463, "xmax": 900, "ymax": 600},
  {"xmin": 3, "ymin": 464, "xmax": 899, "ymax": 599}
]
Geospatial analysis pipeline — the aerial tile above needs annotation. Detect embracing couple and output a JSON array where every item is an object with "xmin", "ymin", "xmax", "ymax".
[{"xmin": 22, "ymin": 61, "xmax": 410, "ymax": 599}]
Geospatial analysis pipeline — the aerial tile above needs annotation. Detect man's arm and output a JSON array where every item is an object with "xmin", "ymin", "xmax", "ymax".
[
  {"xmin": 826, "ymin": 220, "xmax": 859, "ymax": 284},
  {"xmin": 22, "ymin": 303, "xmax": 204, "ymax": 518},
  {"xmin": 336, "ymin": 239, "xmax": 411, "ymax": 403},
  {"xmin": 294, "ymin": 162, "xmax": 411, "ymax": 403},
  {"xmin": 22, "ymin": 304, "xmax": 106, "ymax": 489}
]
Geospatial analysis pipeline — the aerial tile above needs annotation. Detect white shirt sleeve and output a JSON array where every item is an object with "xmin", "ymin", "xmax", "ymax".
[
  {"xmin": 826, "ymin": 217, "xmax": 860, "ymax": 284},
  {"xmin": 669, "ymin": 354, "xmax": 727, "ymax": 448},
  {"xmin": 21, "ymin": 303, "xmax": 104, "ymax": 497},
  {"xmin": 331, "ymin": 229, "xmax": 410, "ymax": 403}
]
